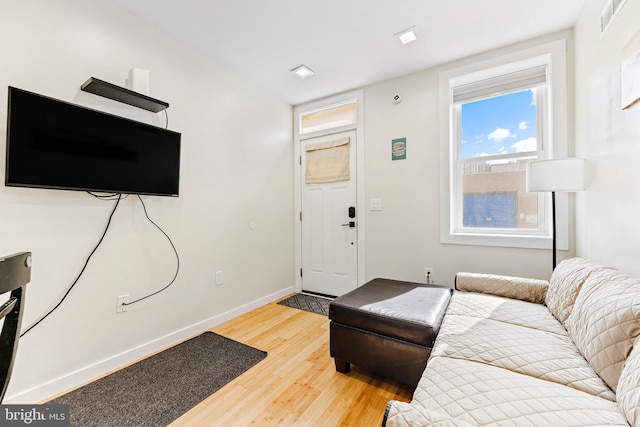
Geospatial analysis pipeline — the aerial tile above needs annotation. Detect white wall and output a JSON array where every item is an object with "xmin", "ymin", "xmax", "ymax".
[
  {"xmin": 0, "ymin": 0, "xmax": 294, "ymax": 402},
  {"xmin": 363, "ymin": 31, "xmax": 574, "ymax": 286},
  {"xmin": 574, "ymin": 1, "xmax": 640, "ymax": 276}
]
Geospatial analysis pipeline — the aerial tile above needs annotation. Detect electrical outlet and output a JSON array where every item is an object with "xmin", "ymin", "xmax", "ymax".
[
  {"xmin": 424, "ymin": 268, "xmax": 433, "ymax": 283},
  {"xmin": 116, "ymin": 295, "xmax": 129, "ymax": 313},
  {"xmin": 215, "ymin": 270, "xmax": 224, "ymax": 285}
]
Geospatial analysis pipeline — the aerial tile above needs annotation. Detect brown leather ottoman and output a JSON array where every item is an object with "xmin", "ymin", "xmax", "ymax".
[{"xmin": 329, "ymin": 278, "xmax": 452, "ymax": 387}]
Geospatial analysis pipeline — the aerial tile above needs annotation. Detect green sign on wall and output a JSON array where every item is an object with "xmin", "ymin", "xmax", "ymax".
[{"xmin": 392, "ymin": 137, "xmax": 406, "ymax": 160}]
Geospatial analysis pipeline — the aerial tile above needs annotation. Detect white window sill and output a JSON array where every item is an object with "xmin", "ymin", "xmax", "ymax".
[{"xmin": 440, "ymin": 232, "xmax": 559, "ymax": 250}]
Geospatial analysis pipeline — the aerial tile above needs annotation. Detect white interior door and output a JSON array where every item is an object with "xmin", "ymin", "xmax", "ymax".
[{"xmin": 301, "ymin": 130, "xmax": 358, "ymax": 297}]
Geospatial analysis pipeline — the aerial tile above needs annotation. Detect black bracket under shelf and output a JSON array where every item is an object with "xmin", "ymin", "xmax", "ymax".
[{"xmin": 80, "ymin": 77, "xmax": 169, "ymax": 113}]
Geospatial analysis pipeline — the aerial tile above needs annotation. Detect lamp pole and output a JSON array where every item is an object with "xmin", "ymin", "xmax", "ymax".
[{"xmin": 552, "ymin": 191, "xmax": 556, "ymax": 271}]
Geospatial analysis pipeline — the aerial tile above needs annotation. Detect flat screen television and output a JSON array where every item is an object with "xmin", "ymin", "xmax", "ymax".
[{"xmin": 5, "ymin": 86, "xmax": 181, "ymax": 196}]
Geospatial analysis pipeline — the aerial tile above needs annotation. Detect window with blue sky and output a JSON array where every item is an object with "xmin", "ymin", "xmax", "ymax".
[
  {"xmin": 441, "ymin": 41, "xmax": 567, "ymax": 248},
  {"xmin": 461, "ymin": 89, "xmax": 537, "ymax": 159},
  {"xmin": 457, "ymin": 85, "xmax": 543, "ymax": 231}
]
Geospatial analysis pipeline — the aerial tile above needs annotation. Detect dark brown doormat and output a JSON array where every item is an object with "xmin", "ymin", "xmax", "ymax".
[
  {"xmin": 50, "ymin": 332, "xmax": 266, "ymax": 427},
  {"xmin": 277, "ymin": 293, "xmax": 333, "ymax": 316}
]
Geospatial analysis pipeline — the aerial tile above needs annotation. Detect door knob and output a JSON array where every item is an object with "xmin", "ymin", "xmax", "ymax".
[{"xmin": 341, "ymin": 221, "xmax": 356, "ymax": 228}]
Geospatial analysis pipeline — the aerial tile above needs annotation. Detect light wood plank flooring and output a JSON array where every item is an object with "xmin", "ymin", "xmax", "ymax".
[{"xmin": 170, "ymin": 300, "xmax": 413, "ymax": 426}]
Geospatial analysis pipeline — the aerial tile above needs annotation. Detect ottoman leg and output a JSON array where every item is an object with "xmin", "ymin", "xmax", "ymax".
[{"xmin": 334, "ymin": 358, "xmax": 350, "ymax": 373}]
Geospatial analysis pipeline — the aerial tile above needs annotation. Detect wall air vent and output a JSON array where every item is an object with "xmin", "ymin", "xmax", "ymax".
[{"xmin": 600, "ymin": 0, "xmax": 628, "ymax": 35}]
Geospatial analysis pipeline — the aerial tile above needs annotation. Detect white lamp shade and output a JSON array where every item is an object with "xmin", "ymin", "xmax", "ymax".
[{"xmin": 526, "ymin": 158, "xmax": 586, "ymax": 192}]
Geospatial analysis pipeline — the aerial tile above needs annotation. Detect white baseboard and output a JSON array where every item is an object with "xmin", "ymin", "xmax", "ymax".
[{"xmin": 4, "ymin": 286, "xmax": 294, "ymax": 404}]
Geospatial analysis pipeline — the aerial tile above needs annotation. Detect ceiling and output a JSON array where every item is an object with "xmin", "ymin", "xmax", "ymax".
[{"xmin": 108, "ymin": 0, "xmax": 584, "ymax": 106}]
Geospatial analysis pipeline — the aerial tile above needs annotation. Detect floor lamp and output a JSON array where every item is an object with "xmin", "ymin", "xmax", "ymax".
[{"xmin": 527, "ymin": 158, "xmax": 585, "ymax": 270}]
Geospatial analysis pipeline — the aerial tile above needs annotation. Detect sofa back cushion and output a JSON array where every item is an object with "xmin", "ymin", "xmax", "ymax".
[
  {"xmin": 617, "ymin": 337, "xmax": 640, "ymax": 427},
  {"xmin": 566, "ymin": 268, "xmax": 640, "ymax": 392},
  {"xmin": 546, "ymin": 257, "xmax": 604, "ymax": 325}
]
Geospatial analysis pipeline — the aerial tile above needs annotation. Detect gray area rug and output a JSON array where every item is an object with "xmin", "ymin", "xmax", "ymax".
[
  {"xmin": 278, "ymin": 293, "xmax": 333, "ymax": 316},
  {"xmin": 51, "ymin": 332, "xmax": 266, "ymax": 427}
]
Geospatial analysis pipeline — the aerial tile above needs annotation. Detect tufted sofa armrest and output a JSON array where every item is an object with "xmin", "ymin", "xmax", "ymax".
[{"xmin": 455, "ymin": 272, "xmax": 549, "ymax": 304}]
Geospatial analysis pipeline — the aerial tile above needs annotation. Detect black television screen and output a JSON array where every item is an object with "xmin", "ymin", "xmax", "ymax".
[{"xmin": 5, "ymin": 87, "xmax": 181, "ymax": 196}]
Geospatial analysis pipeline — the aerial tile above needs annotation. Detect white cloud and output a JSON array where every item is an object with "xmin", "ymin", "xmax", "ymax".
[
  {"xmin": 510, "ymin": 137, "xmax": 537, "ymax": 152},
  {"xmin": 487, "ymin": 127, "xmax": 515, "ymax": 142},
  {"xmin": 518, "ymin": 121, "xmax": 528, "ymax": 130}
]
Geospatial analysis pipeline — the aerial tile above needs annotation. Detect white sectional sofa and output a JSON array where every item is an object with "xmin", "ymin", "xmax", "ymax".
[{"xmin": 384, "ymin": 258, "xmax": 640, "ymax": 426}]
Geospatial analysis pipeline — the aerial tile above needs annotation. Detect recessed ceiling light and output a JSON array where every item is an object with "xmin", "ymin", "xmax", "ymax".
[
  {"xmin": 291, "ymin": 65, "xmax": 315, "ymax": 79},
  {"xmin": 395, "ymin": 26, "xmax": 417, "ymax": 45}
]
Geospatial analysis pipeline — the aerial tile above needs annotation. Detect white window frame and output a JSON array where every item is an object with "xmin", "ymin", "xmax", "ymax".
[
  {"xmin": 452, "ymin": 58, "xmax": 548, "ymax": 236},
  {"xmin": 439, "ymin": 39, "xmax": 569, "ymax": 249}
]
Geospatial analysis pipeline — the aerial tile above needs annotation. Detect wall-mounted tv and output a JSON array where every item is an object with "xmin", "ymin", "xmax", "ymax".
[{"xmin": 5, "ymin": 87, "xmax": 181, "ymax": 196}]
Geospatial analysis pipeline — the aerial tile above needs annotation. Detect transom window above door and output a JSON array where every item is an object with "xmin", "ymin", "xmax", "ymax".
[{"xmin": 299, "ymin": 100, "xmax": 357, "ymax": 135}]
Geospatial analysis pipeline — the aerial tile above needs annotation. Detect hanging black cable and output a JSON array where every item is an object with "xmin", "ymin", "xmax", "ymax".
[
  {"xmin": 20, "ymin": 194, "xmax": 122, "ymax": 337},
  {"xmin": 123, "ymin": 195, "xmax": 180, "ymax": 306},
  {"xmin": 88, "ymin": 192, "xmax": 128, "ymax": 201}
]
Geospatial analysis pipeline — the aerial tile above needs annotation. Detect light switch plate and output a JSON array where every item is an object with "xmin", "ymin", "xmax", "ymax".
[{"xmin": 370, "ymin": 198, "xmax": 382, "ymax": 211}]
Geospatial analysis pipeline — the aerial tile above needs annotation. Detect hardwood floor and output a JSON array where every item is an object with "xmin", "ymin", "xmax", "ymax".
[{"xmin": 170, "ymin": 300, "xmax": 413, "ymax": 426}]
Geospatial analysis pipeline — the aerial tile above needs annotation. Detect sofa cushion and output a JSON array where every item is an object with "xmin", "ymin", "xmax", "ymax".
[
  {"xmin": 382, "ymin": 400, "xmax": 475, "ymax": 427},
  {"xmin": 447, "ymin": 292, "xmax": 567, "ymax": 335},
  {"xmin": 546, "ymin": 257, "xmax": 606, "ymax": 325},
  {"xmin": 432, "ymin": 313, "xmax": 615, "ymax": 400},
  {"xmin": 384, "ymin": 403, "xmax": 476, "ymax": 427},
  {"xmin": 617, "ymin": 337, "xmax": 640, "ymax": 427},
  {"xmin": 566, "ymin": 268, "xmax": 640, "ymax": 392},
  {"xmin": 387, "ymin": 357, "xmax": 629, "ymax": 427}
]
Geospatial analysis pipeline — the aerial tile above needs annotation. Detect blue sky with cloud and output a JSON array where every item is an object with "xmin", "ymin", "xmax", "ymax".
[{"xmin": 461, "ymin": 89, "xmax": 537, "ymax": 159}]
